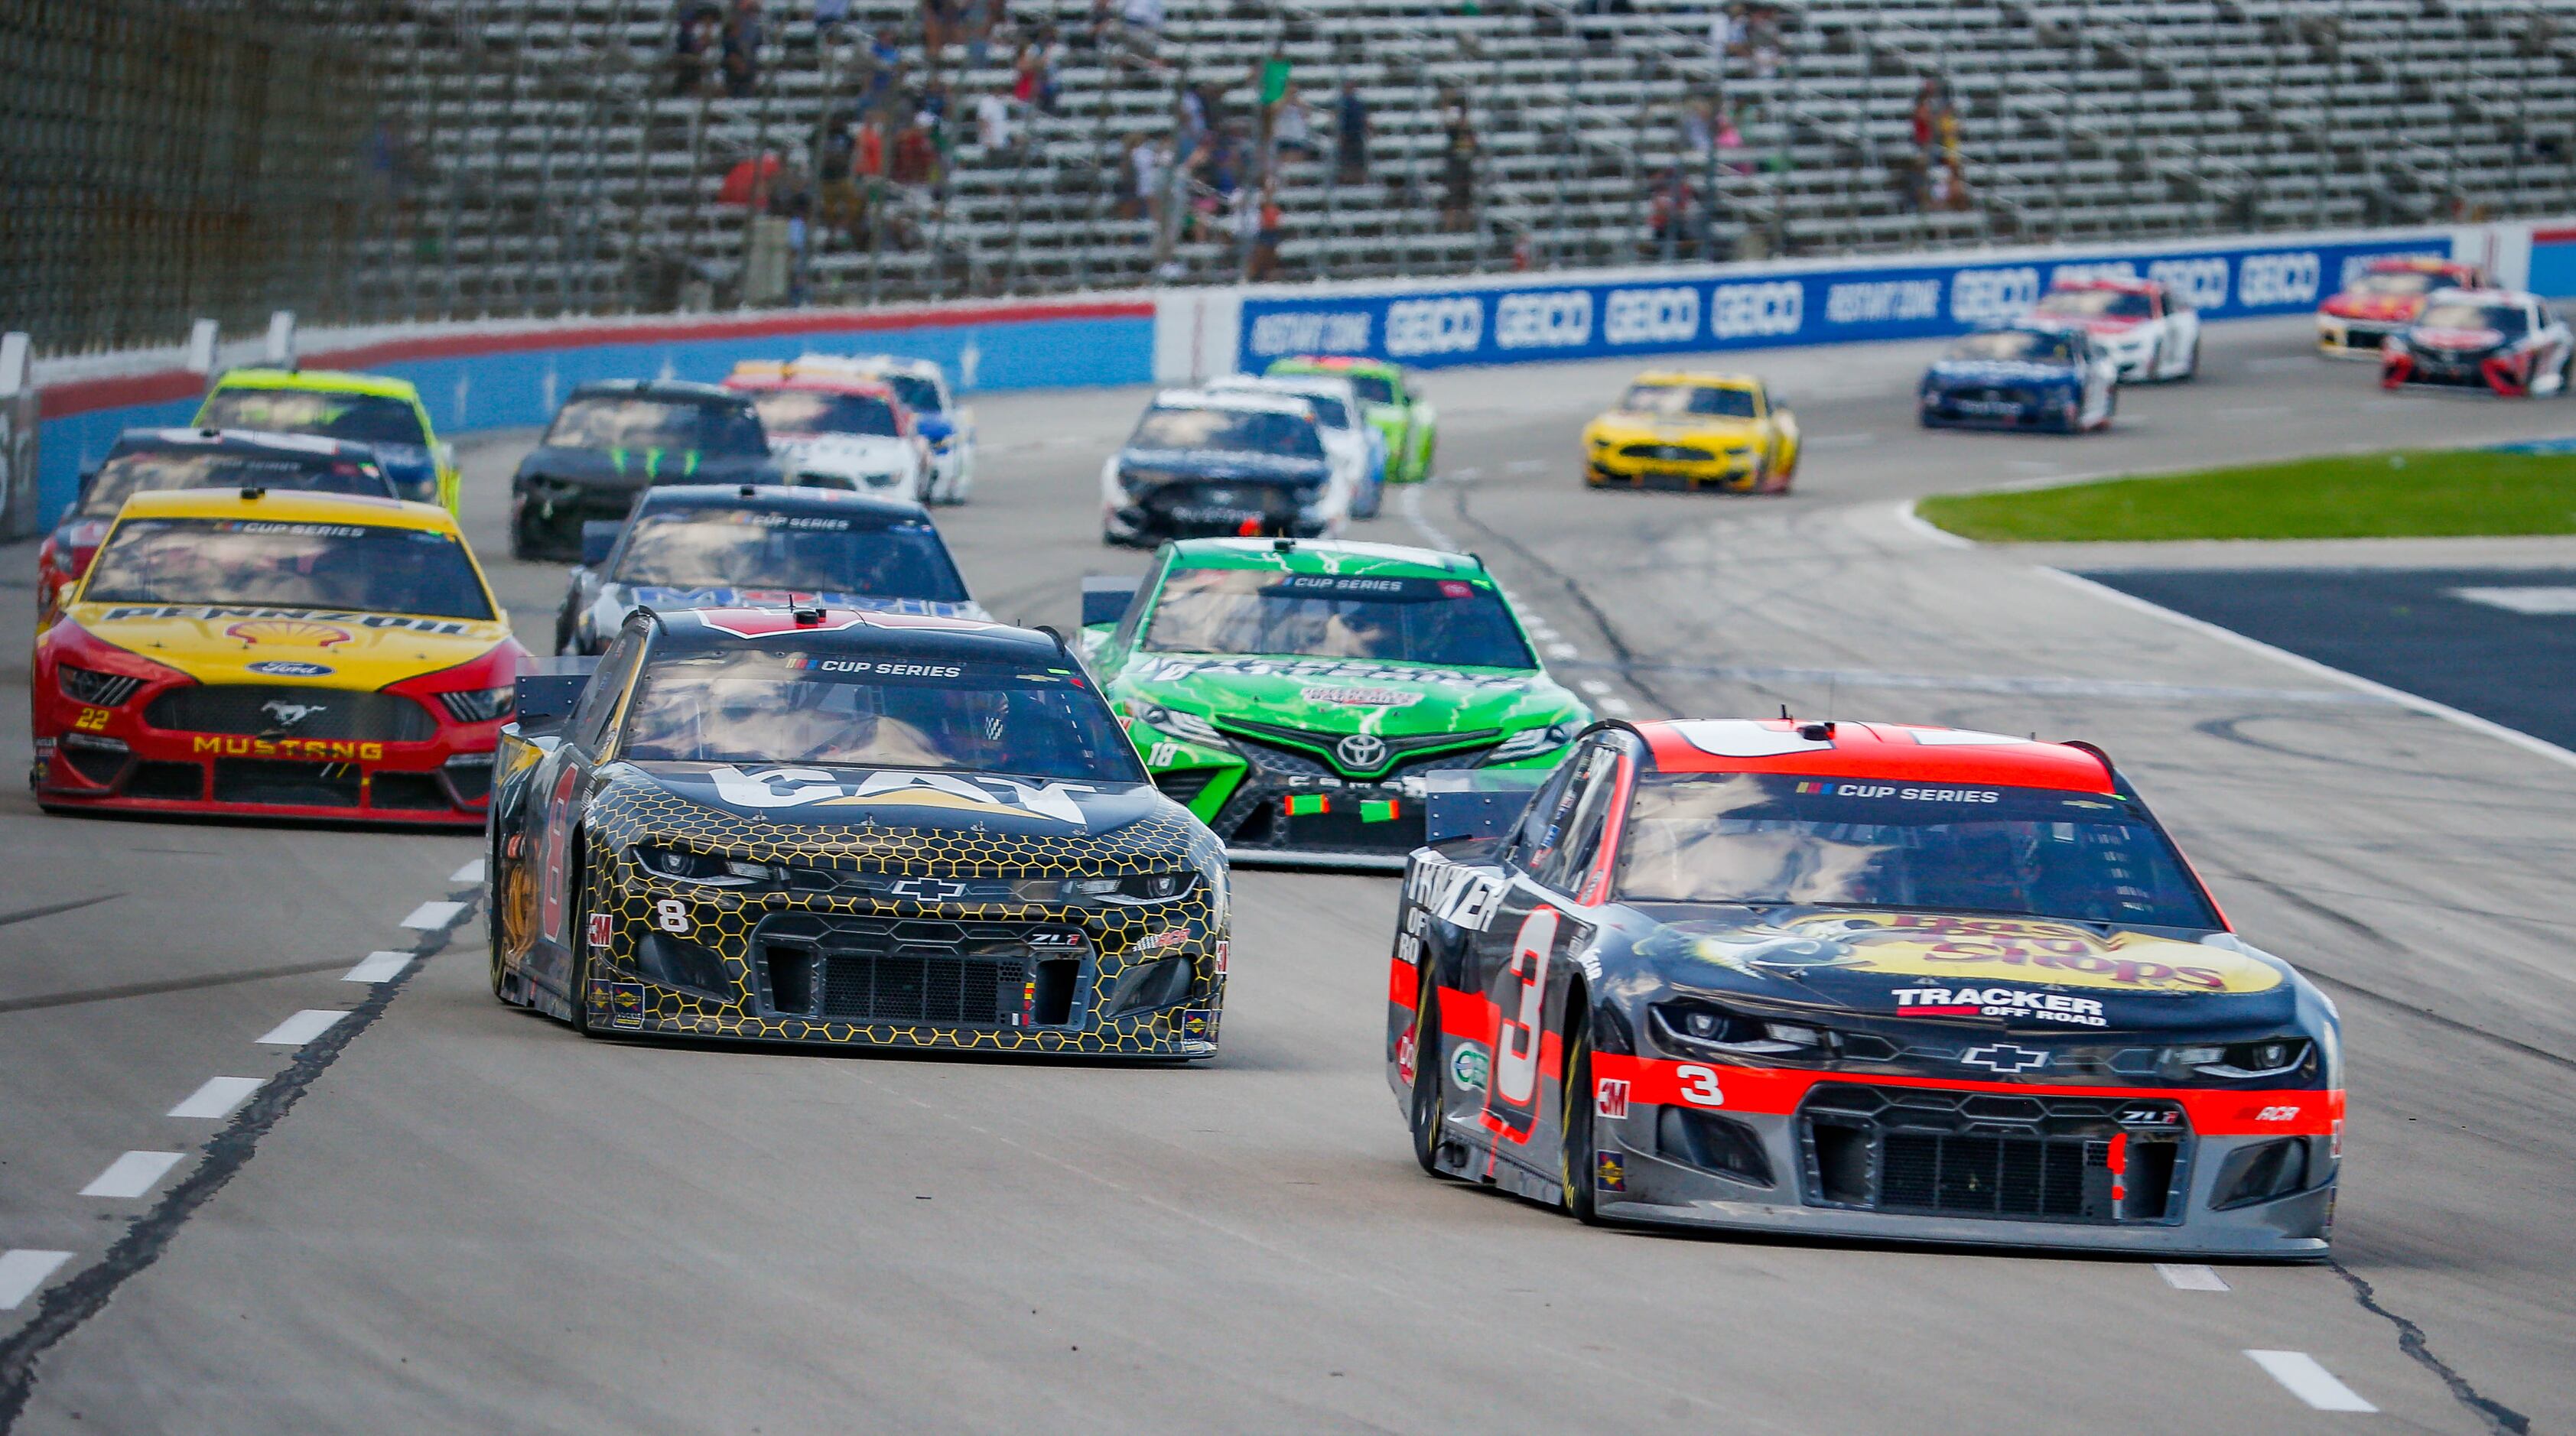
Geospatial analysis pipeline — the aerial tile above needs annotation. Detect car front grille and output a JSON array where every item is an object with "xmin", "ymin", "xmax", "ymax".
[
  {"xmin": 1799, "ymin": 1083, "xmax": 2185, "ymax": 1225},
  {"xmin": 147, "ymin": 685, "xmax": 438, "ymax": 742},
  {"xmin": 752, "ymin": 915, "xmax": 1086, "ymax": 1027},
  {"xmin": 1618, "ymin": 442, "xmax": 1716, "ymax": 462},
  {"xmin": 212, "ymin": 759, "xmax": 364, "ymax": 807}
]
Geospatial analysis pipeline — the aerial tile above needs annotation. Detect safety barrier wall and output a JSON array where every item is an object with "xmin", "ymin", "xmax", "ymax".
[{"xmin": 28, "ymin": 218, "xmax": 2571, "ymax": 529}]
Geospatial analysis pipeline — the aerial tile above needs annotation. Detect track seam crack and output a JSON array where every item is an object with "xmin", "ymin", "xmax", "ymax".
[
  {"xmin": 1437, "ymin": 478, "xmax": 1678, "ymax": 715},
  {"xmin": 2327, "ymin": 1259, "xmax": 2529, "ymax": 1434},
  {"xmin": 0, "ymin": 885, "xmax": 481, "ymax": 1431}
]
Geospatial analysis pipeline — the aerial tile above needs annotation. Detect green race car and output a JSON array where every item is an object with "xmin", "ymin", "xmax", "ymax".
[
  {"xmin": 1082, "ymin": 538, "xmax": 1589, "ymax": 869},
  {"xmin": 1265, "ymin": 356, "xmax": 1437, "ymax": 484}
]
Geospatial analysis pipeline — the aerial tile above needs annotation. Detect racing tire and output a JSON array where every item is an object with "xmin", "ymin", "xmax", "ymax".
[
  {"xmin": 2178, "ymin": 335, "xmax": 2201, "ymax": 382},
  {"xmin": 2141, "ymin": 341, "xmax": 2161, "ymax": 385},
  {"xmin": 487, "ymin": 833, "xmax": 509, "ymax": 1002},
  {"xmin": 1559, "ymin": 1010, "xmax": 1604, "ymax": 1225},
  {"xmin": 1407, "ymin": 978, "xmax": 1450, "ymax": 1178}
]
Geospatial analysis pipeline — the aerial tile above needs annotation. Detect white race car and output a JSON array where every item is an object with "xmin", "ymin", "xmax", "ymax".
[
  {"xmin": 2025, "ymin": 277, "xmax": 2200, "ymax": 384},
  {"xmin": 723, "ymin": 362, "xmax": 929, "ymax": 499},
  {"xmin": 1206, "ymin": 372, "xmax": 1387, "ymax": 519},
  {"xmin": 805, "ymin": 353, "xmax": 976, "ymax": 503}
]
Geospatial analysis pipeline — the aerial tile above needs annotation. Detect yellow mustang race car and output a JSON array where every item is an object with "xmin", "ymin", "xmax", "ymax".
[
  {"xmin": 31, "ymin": 488, "xmax": 528, "ymax": 825},
  {"xmin": 1580, "ymin": 371, "xmax": 1800, "ymax": 494}
]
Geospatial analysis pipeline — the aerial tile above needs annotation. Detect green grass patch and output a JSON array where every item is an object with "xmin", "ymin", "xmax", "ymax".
[{"xmin": 1916, "ymin": 449, "xmax": 2576, "ymax": 542}]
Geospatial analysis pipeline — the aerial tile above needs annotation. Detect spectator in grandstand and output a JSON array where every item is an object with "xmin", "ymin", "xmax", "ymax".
[
  {"xmin": 1335, "ymin": 80, "xmax": 1370, "ymax": 184},
  {"xmin": 722, "ymin": 0, "xmax": 765, "ymax": 98},
  {"xmin": 675, "ymin": 2, "xmax": 723, "ymax": 96},
  {"xmin": 1028, "ymin": 24, "xmax": 1063, "ymax": 112},
  {"xmin": 1273, "ymin": 83, "xmax": 1316, "ymax": 163},
  {"xmin": 1648, "ymin": 164, "xmax": 1698, "ymax": 255},
  {"xmin": 1121, "ymin": 0, "xmax": 1165, "ymax": 63},
  {"xmin": 1716, "ymin": 104, "xmax": 1750, "ymax": 175},
  {"xmin": 893, "ymin": 114, "xmax": 939, "ymax": 187},
  {"xmin": 1911, "ymin": 81, "xmax": 1938, "ymax": 160},
  {"xmin": 1439, "ymin": 102, "xmax": 1478, "ymax": 232},
  {"xmin": 977, "ymin": 84, "xmax": 1017, "ymax": 153},
  {"xmin": 1677, "ymin": 97, "xmax": 1713, "ymax": 159},
  {"xmin": 1746, "ymin": 5, "xmax": 1783, "ymax": 76},
  {"xmin": 815, "ymin": 0, "xmax": 851, "ymax": 42},
  {"xmin": 1246, "ymin": 178, "xmax": 1285, "ymax": 281},
  {"xmin": 1710, "ymin": 4, "xmax": 1745, "ymax": 69}
]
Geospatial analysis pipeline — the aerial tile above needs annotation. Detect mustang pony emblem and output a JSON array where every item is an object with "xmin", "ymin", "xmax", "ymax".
[{"xmin": 259, "ymin": 699, "xmax": 330, "ymax": 730}]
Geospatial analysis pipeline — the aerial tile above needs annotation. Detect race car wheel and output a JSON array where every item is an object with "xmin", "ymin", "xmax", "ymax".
[
  {"xmin": 1559, "ymin": 1011, "xmax": 1603, "ymax": 1225},
  {"xmin": 2179, "ymin": 335, "xmax": 2201, "ymax": 382},
  {"xmin": 1407, "ymin": 978, "xmax": 1449, "ymax": 1178},
  {"xmin": 2142, "ymin": 341, "xmax": 2162, "ymax": 385},
  {"xmin": 487, "ymin": 833, "xmax": 509, "ymax": 1001}
]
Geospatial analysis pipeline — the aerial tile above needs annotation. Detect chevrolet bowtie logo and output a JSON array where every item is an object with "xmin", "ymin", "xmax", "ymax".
[
  {"xmin": 886, "ymin": 877, "xmax": 968, "ymax": 902},
  {"xmin": 1958, "ymin": 1044, "xmax": 2049, "ymax": 1074}
]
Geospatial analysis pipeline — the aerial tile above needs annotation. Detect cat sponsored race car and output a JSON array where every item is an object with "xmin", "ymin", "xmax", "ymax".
[
  {"xmin": 1387, "ymin": 718, "xmax": 2341, "ymax": 1256},
  {"xmin": 1084, "ymin": 539, "xmax": 1589, "ymax": 869},
  {"xmin": 552, "ymin": 484, "xmax": 984, "ymax": 655},
  {"xmin": 486, "ymin": 606, "xmax": 1228, "ymax": 1055},
  {"xmin": 2381, "ymin": 287, "xmax": 2574, "ymax": 397},
  {"xmin": 32, "ymin": 488, "xmax": 526, "ymax": 825}
]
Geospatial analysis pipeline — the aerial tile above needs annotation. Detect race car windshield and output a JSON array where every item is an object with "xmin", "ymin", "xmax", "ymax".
[
  {"xmin": 619, "ymin": 651, "xmax": 1143, "ymax": 782},
  {"xmin": 196, "ymin": 389, "xmax": 428, "ymax": 447},
  {"xmin": 1949, "ymin": 330, "xmax": 2075, "ymax": 365},
  {"xmin": 2035, "ymin": 288, "xmax": 2152, "ymax": 319},
  {"xmin": 874, "ymin": 373, "xmax": 943, "ymax": 413},
  {"xmin": 543, "ymin": 396, "xmax": 769, "ymax": 456},
  {"xmin": 1620, "ymin": 384, "xmax": 1758, "ymax": 418},
  {"xmin": 80, "ymin": 449, "xmax": 392, "ymax": 517},
  {"xmin": 1340, "ymin": 373, "xmax": 1397, "ymax": 405},
  {"xmin": 81, "ymin": 517, "xmax": 494, "ymax": 620},
  {"xmin": 2350, "ymin": 269, "xmax": 2439, "ymax": 297},
  {"xmin": 2415, "ymin": 301, "xmax": 2527, "ymax": 336},
  {"xmin": 1128, "ymin": 407, "xmax": 1326, "ymax": 460},
  {"xmin": 1264, "ymin": 390, "xmax": 1350, "ymax": 428},
  {"xmin": 1615, "ymin": 773, "xmax": 2218, "ymax": 928},
  {"xmin": 1142, "ymin": 567, "xmax": 1536, "ymax": 668},
  {"xmin": 746, "ymin": 389, "xmax": 901, "ymax": 437},
  {"xmin": 608, "ymin": 510, "xmax": 969, "ymax": 601}
]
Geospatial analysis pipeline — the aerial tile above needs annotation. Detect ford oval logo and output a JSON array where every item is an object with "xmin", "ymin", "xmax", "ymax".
[{"xmin": 248, "ymin": 661, "xmax": 334, "ymax": 677}]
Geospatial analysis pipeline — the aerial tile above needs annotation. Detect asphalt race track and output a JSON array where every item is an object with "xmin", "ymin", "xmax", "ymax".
[{"xmin": 4, "ymin": 315, "xmax": 2574, "ymax": 1432}]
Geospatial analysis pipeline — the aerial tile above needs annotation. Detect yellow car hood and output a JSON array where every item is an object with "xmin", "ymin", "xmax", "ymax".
[
  {"xmin": 70, "ymin": 603, "xmax": 511, "ymax": 687},
  {"xmin": 1586, "ymin": 411, "xmax": 1764, "ymax": 444}
]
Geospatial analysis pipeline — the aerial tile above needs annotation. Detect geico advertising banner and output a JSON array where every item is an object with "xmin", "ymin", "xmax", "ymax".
[{"xmin": 1236, "ymin": 235, "xmax": 2453, "ymax": 371}]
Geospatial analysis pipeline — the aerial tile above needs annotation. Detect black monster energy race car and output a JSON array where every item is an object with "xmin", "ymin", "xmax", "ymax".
[{"xmin": 486, "ymin": 604, "xmax": 1228, "ymax": 1055}]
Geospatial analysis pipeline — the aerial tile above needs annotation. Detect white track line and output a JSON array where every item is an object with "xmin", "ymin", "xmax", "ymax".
[
  {"xmin": 1893, "ymin": 499, "xmax": 1976, "ymax": 549},
  {"xmin": 80, "ymin": 1151, "xmax": 183, "ymax": 1200},
  {"xmin": 257, "ymin": 1009, "xmax": 348, "ymax": 1047},
  {"xmin": 400, "ymin": 900, "xmax": 465, "ymax": 929},
  {"xmin": 449, "ymin": 858, "xmax": 486, "ymax": 883},
  {"xmin": 0, "ymin": 1250, "xmax": 73, "ymax": 1311},
  {"xmin": 343, "ymin": 950, "xmax": 415, "ymax": 983},
  {"xmin": 2155, "ymin": 1262, "xmax": 2231, "ymax": 1291},
  {"xmin": 2046, "ymin": 569, "xmax": 2576, "ymax": 774},
  {"xmin": 2244, "ymin": 1350, "xmax": 2376, "ymax": 1412},
  {"xmin": 168, "ymin": 1075, "xmax": 264, "ymax": 1120},
  {"xmin": 1577, "ymin": 680, "xmax": 1614, "ymax": 697},
  {"xmin": 1599, "ymin": 697, "xmax": 1635, "ymax": 716}
]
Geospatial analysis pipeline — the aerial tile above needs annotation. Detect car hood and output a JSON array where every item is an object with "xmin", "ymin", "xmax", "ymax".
[
  {"xmin": 1925, "ymin": 359, "xmax": 2080, "ymax": 385},
  {"xmin": 1586, "ymin": 411, "xmax": 1764, "ymax": 443},
  {"xmin": 771, "ymin": 432, "xmax": 913, "ymax": 469},
  {"xmin": 1631, "ymin": 908, "xmax": 2298, "ymax": 1033},
  {"xmin": 521, "ymin": 444, "xmax": 779, "ymax": 489},
  {"xmin": 1115, "ymin": 447, "xmax": 1332, "ymax": 485},
  {"xmin": 600, "ymin": 583, "xmax": 984, "ymax": 622},
  {"xmin": 68, "ymin": 602, "xmax": 511, "ymax": 686},
  {"xmin": 623, "ymin": 761, "xmax": 1180, "ymax": 840},
  {"xmin": 2324, "ymin": 293, "xmax": 2420, "ymax": 322},
  {"xmin": 1124, "ymin": 653, "xmax": 1581, "ymax": 738}
]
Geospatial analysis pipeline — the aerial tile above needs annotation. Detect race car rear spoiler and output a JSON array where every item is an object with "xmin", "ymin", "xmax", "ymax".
[
  {"xmin": 510, "ymin": 656, "xmax": 601, "ymax": 738},
  {"xmin": 1418, "ymin": 770, "xmax": 1549, "ymax": 847}
]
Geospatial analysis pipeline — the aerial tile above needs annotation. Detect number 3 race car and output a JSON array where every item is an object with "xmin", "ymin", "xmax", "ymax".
[
  {"xmin": 487, "ymin": 606, "xmax": 1228, "ymax": 1054},
  {"xmin": 1389, "ymin": 718, "xmax": 2340, "ymax": 1256}
]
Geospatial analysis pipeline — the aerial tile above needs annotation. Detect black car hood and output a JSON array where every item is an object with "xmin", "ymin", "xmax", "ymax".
[
  {"xmin": 521, "ymin": 444, "xmax": 779, "ymax": 490},
  {"xmin": 624, "ymin": 761, "xmax": 1173, "ymax": 839},
  {"xmin": 1631, "ymin": 908, "xmax": 2299, "ymax": 1034},
  {"xmin": 1117, "ymin": 447, "xmax": 1332, "ymax": 486},
  {"xmin": 1924, "ymin": 359, "xmax": 2080, "ymax": 388}
]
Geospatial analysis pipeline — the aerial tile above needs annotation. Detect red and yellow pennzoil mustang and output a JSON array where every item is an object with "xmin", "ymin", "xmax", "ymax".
[
  {"xmin": 1390, "ymin": 718, "xmax": 2342, "ymax": 1256},
  {"xmin": 31, "ymin": 488, "xmax": 529, "ymax": 825}
]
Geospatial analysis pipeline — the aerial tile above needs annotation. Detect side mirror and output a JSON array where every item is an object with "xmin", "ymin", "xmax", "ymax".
[
  {"xmin": 579, "ymin": 521, "xmax": 622, "ymax": 568},
  {"xmin": 1081, "ymin": 573, "xmax": 1142, "ymax": 629}
]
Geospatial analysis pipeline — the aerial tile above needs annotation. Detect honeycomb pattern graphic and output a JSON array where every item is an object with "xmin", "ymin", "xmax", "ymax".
[{"xmin": 572, "ymin": 773, "xmax": 1228, "ymax": 1055}]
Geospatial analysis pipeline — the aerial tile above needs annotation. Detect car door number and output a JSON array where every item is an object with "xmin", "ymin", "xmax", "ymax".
[
  {"xmin": 1493, "ymin": 906, "xmax": 1558, "ymax": 1107},
  {"xmin": 1673, "ymin": 1064, "xmax": 1726, "ymax": 1107},
  {"xmin": 654, "ymin": 898, "xmax": 691, "ymax": 934}
]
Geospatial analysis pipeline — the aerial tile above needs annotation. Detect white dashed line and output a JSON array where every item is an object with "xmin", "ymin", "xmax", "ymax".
[
  {"xmin": 2155, "ymin": 1262, "xmax": 2230, "ymax": 1291},
  {"xmin": 1598, "ymin": 697, "xmax": 1634, "ymax": 716},
  {"xmin": 0, "ymin": 1250, "xmax": 73, "ymax": 1310},
  {"xmin": 400, "ymin": 901, "xmax": 465, "ymax": 930},
  {"xmin": 168, "ymin": 1075, "xmax": 264, "ymax": 1120},
  {"xmin": 1577, "ymin": 680, "xmax": 1614, "ymax": 697},
  {"xmin": 80, "ymin": 1151, "xmax": 184, "ymax": 1200},
  {"xmin": 2452, "ymin": 585, "xmax": 2576, "ymax": 615},
  {"xmin": 1545, "ymin": 642, "xmax": 1579, "ymax": 660},
  {"xmin": 1397, "ymin": 485, "xmax": 1459, "ymax": 552},
  {"xmin": 449, "ymin": 858, "xmax": 486, "ymax": 883},
  {"xmin": 343, "ymin": 950, "xmax": 415, "ymax": 983},
  {"xmin": 2245, "ymin": 1350, "xmax": 2376, "ymax": 1412},
  {"xmin": 257, "ymin": 1009, "xmax": 349, "ymax": 1046}
]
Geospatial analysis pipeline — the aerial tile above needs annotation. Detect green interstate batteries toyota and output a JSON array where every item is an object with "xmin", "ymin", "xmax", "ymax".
[
  {"xmin": 1082, "ymin": 538, "xmax": 1589, "ymax": 869},
  {"xmin": 1264, "ymin": 356, "xmax": 1437, "ymax": 483}
]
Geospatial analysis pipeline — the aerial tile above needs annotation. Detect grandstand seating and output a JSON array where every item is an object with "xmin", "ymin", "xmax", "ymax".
[{"xmin": 352, "ymin": 0, "xmax": 2576, "ymax": 317}]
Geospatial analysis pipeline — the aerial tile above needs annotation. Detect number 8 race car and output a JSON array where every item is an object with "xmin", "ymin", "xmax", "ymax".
[{"xmin": 1389, "ymin": 718, "xmax": 2341, "ymax": 1256}]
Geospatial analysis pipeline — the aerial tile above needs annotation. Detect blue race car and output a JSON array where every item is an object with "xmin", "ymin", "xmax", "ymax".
[{"xmin": 1919, "ymin": 326, "xmax": 2119, "ymax": 434}]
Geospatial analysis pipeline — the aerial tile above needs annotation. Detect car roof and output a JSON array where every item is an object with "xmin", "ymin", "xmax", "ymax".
[
  {"xmin": 723, "ymin": 362, "xmax": 903, "ymax": 401},
  {"xmin": 112, "ymin": 427, "xmax": 383, "ymax": 462},
  {"xmin": 1163, "ymin": 537, "xmax": 1485, "ymax": 577},
  {"xmin": 2366, "ymin": 256, "xmax": 2474, "ymax": 274},
  {"xmin": 2424, "ymin": 286, "xmax": 2531, "ymax": 305},
  {"xmin": 112, "ymin": 485, "xmax": 454, "ymax": 531},
  {"xmin": 1211, "ymin": 373, "xmax": 1356, "ymax": 403},
  {"xmin": 208, "ymin": 368, "xmax": 423, "ymax": 401},
  {"xmin": 802, "ymin": 353, "xmax": 944, "ymax": 379},
  {"xmin": 1152, "ymin": 387, "xmax": 1314, "ymax": 415},
  {"xmin": 1628, "ymin": 370, "xmax": 1761, "ymax": 388},
  {"xmin": 1270, "ymin": 354, "xmax": 1400, "ymax": 376},
  {"xmin": 636, "ymin": 482, "xmax": 930, "ymax": 521},
  {"xmin": 646, "ymin": 606, "xmax": 1057, "ymax": 660},
  {"xmin": 566, "ymin": 378, "xmax": 744, "ymax": 404},
  {"xmin": 1633, "ymin": 719, "xmax": 2115, "ymax": 793}
]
